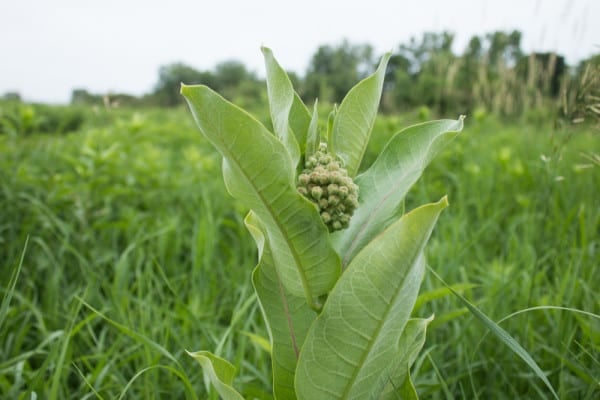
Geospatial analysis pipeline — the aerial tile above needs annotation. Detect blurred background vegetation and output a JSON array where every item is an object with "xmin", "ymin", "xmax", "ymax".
[{"xmin": 2, "ymin": 29, "xmax": 599, "ymax": 132}]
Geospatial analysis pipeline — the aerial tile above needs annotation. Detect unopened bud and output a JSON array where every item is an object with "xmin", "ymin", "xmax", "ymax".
[
  {"xmin": 311, "ymin": 186, "xmax": 323, "ymax": 200},
  {"xmin": 298, "ymin": 173, "xmax": 310, "ymax": 185},
  {"xmin": 296, "ymin": 142, "xmax": 360, "ymax": 232}
]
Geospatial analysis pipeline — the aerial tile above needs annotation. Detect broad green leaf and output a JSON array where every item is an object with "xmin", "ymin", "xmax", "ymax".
[
  {"xmin": 305, "ymin": 100, "xmax": 319, "ymax": 158},
  {"xmin": 187, "ymin": 350, "xmax": 244, "ymax": 400},
  {"xmin": 326, "ymin": 105, "xmax": 337, "ymax": 145},
  {"xmin": 295, "ymin": 198, "xmax": 448, "ymax": 400},
  {"xmin": 334, "ymin": 117, "xmax": 464, "ymax": 267},
  {"xmin": 290, "ymin": 92, "xmax": 312, "ymax": 155},
  {"xmin": 246, "ymin": 212, "xmax": 316, "ymax": 400},
  {"xmin": 262, "ymin": 46, "xmax": 301, "ymax": 167},
  {"xmin": 331, "ymin": 53, "xmax": 391, "ymax": 177},
  {"xmin": 182, "ymin": 85, "xmax": 340, "ymax": 307},
  {"xmin": 379, "ymin": 317, "xmax": 433, "ymax": 399},
  {"xmin": 395, "ymin": 370, "xmax": 418, "ymax": 400}
]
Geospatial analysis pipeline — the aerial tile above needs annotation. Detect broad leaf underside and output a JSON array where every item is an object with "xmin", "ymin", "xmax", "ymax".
[{"xmin": 296, "ymin": 199, "xmax": 448, "ymax": 400}]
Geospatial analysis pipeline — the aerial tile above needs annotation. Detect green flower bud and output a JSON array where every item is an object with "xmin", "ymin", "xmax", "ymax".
[
  {"xmin": 296, "ymin": 142, "xmax": 360, "ymax": 232},
  {"xmin": 327, "ymin": 183, "xmax": 339, "ymax": 195},
  {"xmin": 339, "ymin": 186, "xmax": 348, "ymax": 198},
  {"xmin": 318, "ymin": 174, "xmax": 329, "ymax": 185},
  {"xmin": 319, "ymin": 155, "xmax": 332, "ymax": 164},
  {"xmin": 298, "ymin": 173, "xmax": 310, "ymax": 185},
  {"xmin": 314, "ymin": 165, "xmax": 326, "ymax": 174},
  {"xmin": 340, "ymin": 214, "xmax": 350, "ymax": 225},
  {"xmin": 347, "ymin": 195, "xmax": 359, "ymax": 209},
  {"xmin": 311, "ymin": 186, "xmax": 323, "ymax": 200},
  {"xmin": 298, "ymin": 186, "xmax": 308, "ymax": 196},
  {"xmin": 341, "ymin": 176, "xmax": 353, "ymax": 187},
  {"xmin": 330, "ymin": 171, "xmax": 342, "ymax": 183},
  {"xmin": 309, "ymin": 171, "xmax": 320, "ymax": 183}
]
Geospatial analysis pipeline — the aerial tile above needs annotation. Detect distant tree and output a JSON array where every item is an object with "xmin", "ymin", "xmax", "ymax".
[
  {"xmin": 562, "ymin": 54, "xmax": 600, "ymax": 123},
  {"xmin": 286, "ymin": 70, "xmax": 302, "ymax": 90},
  {"xmin": 381, "ymin": 53, "xmax": 412, "ymax": 111},
  {"xmin": 151, "ymin": 61, "xmax": 262, "ymax": 107},
  {"xmin": 396, "ymin": 31, "xmax": 454, "ymax": 73},
  {"xmin": 453, "ymin": 35, "xmax": 484, "ymax": 111},
  {"xmin": 516, "ymin": 52, "xmax": 566, "ymax": 97},
  {"xmin": 453, "ymin": 30, "xmax": 526, "ymax": 116},
  {"xmin": 213, "ymin": 61, "xmax": 251, "ymax": 88},
  {"xmin": 486, "ymin": 30, "xmax": 523, "ymax": 66},
  {"xmin": 152, "ymin": 63, "xmax": 215, "ymax": 106},
  {"xmin": 302, "ymin": 40, "xmax": 374, "ymax": 103},
  {"xmin": 415, "ymin": 32, "xmax": 457, "ymax": 112},
  {"xmin": 212, "ymin": 61, "xmax": 262, "ymax": 102},
  {"xmin": 71, "ymin": 89, "xmax": 102, "ymax": 105},
  {"xmin": 2, "ymin": 92, "xmax": 21, "ymax": 102},
  {"xmin": 387, "ymin": 32, "xmax": 457, "ymax": 112},
  {"xmin": 384, "ymin": 54, "xmax": 411, "ymax": 88}
]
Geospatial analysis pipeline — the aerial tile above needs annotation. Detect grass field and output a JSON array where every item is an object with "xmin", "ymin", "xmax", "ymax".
[{"xmin": 1, "ymin": 105, "xmax": 599, "ymax": 399}]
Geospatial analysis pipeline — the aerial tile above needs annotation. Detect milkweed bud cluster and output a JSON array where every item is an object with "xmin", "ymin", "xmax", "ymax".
[{"xmin": 297, "ymin": 143, "xmax": 359, "ymax": 232}]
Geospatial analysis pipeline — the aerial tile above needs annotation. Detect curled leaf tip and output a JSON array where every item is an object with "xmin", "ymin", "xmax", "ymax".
[
  {"xmin": 438, "ymin": 195, "xmax": 450, "ymax": 208},
  {"xmin": 180, "ymin": 83, "xmax": 192, "ymax": 96}
]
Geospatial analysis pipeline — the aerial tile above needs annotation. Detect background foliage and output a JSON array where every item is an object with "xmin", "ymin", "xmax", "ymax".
[{"xmin": 49, "ymin": 30, "xmax": 596, "ymax": 125}]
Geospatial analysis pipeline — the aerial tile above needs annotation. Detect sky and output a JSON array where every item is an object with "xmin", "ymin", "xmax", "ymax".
[{"xmin": 1, "ymin": 0, "xmax": 598, "ymax": 104}]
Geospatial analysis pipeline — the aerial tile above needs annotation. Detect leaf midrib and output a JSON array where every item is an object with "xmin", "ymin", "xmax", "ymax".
[
  {"xmin": 273, "ymin": 262, "xmax": 301, "ymax": 359},
  {"xmin": 334, "ymin": 78, "xmax": 381, "ymax": 178},
  {"xmin": 210, "ymin": 112, "xmax": 316, "ymax": 307},
  {"xmin": 342, "ymin": 128, "xmax": 455, "ymax": 267},
  {"xmin": 342, "ymin": 163, "xmax": 417, "ymax": 267},
  {"xmin": 338, "ymin": 248, "xmax": 423, "ymax": 399}
]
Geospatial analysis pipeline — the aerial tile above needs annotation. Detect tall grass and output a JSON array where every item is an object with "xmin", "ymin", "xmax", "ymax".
[
  {"xmin": 1, "ymin": 106, "xmax": 598, "ymax": 398},
  {"xmin": 0, "ymin": 108, "xmax": 267, "ymax": 398},
  {"xmin": 393, "ymin": 117, "xmax": 599, "ymax": 398}
]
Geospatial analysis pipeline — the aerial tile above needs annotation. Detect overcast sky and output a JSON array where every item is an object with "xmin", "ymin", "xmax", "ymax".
[{"xmin": 1, "ymin": 0, "xmax": 598, "ymax": 103}]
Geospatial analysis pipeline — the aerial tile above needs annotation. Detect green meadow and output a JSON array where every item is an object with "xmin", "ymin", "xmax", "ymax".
[{"xmin": 1, "ymin": 104, "xmax": 599, "ymax": 399}]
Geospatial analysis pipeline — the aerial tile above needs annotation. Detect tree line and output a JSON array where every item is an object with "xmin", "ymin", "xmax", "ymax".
[{"xmin": 68, "ymin": 30, "xmax": 598, "ymax": 121}]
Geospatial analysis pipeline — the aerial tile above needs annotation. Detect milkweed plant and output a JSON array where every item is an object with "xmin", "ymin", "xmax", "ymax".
[{"xmin": 181, "ymin": 47, "xmax": 464, "ymax": 399}]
